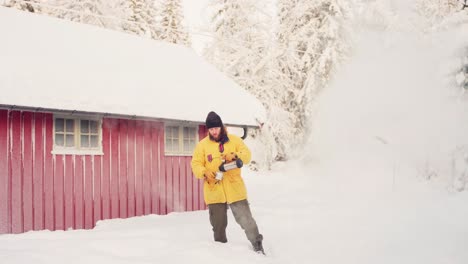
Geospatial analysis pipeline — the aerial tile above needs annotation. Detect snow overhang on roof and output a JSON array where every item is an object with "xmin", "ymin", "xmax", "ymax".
[{"xmin": 0, "ymin": 7, "xmax": 265, "ymax": 128}]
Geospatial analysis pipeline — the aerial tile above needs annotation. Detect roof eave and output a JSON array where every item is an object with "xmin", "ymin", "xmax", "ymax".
[{"xmin": 0, "ymin": 104, "xmax": 260, "ymax": 129}]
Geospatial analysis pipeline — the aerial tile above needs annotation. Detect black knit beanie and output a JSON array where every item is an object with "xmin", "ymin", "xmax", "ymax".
[{"xmin": 205, "ymin": 111, "xmax": 223, "ymax": 129}]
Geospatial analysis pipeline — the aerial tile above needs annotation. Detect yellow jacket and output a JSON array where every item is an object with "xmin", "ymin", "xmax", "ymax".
[{"xmin": 191, "ymin": 134, "xmax": 251, "ymax": 205}]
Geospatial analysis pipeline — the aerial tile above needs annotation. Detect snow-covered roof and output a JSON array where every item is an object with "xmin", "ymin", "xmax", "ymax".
[{"xmin": 0, "ymin": 7, "xmax": 265, "ymax": 127}]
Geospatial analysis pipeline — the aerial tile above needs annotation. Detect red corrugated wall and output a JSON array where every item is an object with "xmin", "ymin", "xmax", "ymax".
[{"xmin": 0, "ymin": 109, "xmax": 206, "ymax": 234}]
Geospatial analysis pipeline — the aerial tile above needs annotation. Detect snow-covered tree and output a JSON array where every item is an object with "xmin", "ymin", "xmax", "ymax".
[
  {"xmin": 4, "ymin": 0, "xmax": 39, "ymax": 12},
  {"xmin": 273, "ymin": 0, "xmax": 306, "ymax": 160},
  {"xmin": 203, "ymin": 0, "xmax": 353, "ymax": 163},
  {"xmin": 41, "ymin": 1, "xmax": 162, "ymax": 40},
  {"xmin": 273, "ymin": 0, "xmax": 353, "ymax": 159},
  {"xmin": 302, "ymin": 0, "xmax": 353, "ymax": 107},
  {"xmin": 44, "ymin": 0, "xmax": 124, "ymax": 30},
  {"xmin": 416, "ymin": 0, "xmax": 466, "ymax": 22},
  {"xmin": 159, "ymin": 0, "xmax": 190, "ymax": 46},
  {"xmin": 203, "ymin": 0, "xmax": 281, "ymax": 163},
  {"xmin": 50, "ymin": 0, "xmax": 103, "ymax": 27},
  {"xmin": 204, "ymin": 0, "xmax": 271, "ymax": 97},
  {"xmin": 455, "ymin": 48, "xmax": 468, "ymax": 90},
  {"xmin": 121, "ymin": 0, "xmax": 161, "ymax": 39}
]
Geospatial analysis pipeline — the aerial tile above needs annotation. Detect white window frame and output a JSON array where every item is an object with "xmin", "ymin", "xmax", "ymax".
[
  {"xmin": 52, "ymin": 115, "xmax": 103, "ymax": 155},
  {"xmin": 164, "ymin": 123, "xmax": 198, "ymax": 156}
]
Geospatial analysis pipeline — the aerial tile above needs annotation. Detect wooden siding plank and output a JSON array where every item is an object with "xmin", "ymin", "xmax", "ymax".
[
  {"xmin": 10, "ymin": 111, "xmax": 23, "ymax": 233},
  {"xmin": 74, "ymin": 155, "xmax": 84, "ymax": 230},
  {"xmin": 93, "ymin": 155, "xmax": 102, "ymax": 224},
  {"xmin": 185, "ymin": 156, "xmax": 192, "ymax": 211},
  {"xmin": 127, "ymin": 120, "xmax": 136, "ymax": 217},
  {"xmin": 158, "ymin": 128, "xmax": 166, "ymax": 215},
  {"xmin": 43, "ymin": 114, "xmax": 54, "ymax": 231},
  {"xmin": 185, "ymin": 155, "xmax": 193, "ymax": 212},
  {"xmin": 101, "ymin": 119, "xmax": 111, "ymax": 220},
  {"xmin": 172, "ymin": 156, "xmax": 180, "ymax": 212},
  {"xmin": 64, "ymin": 155, "xmax": 74, "ymax": 230},
  {"xmin": 198, "ymin": 125, "xmax": 207, "ymax": 141},
  {"xmin": 84, "ymin": 155, "xmax": 93, "ymax": 229},
  {"xmin": 166, "ymin": 157, "xmax": 173, "ymax": 214},
  {"xmin": 135, "ymin": 121, "xmax": 144, "ymax": 216},
  {"xmin": 150, "ymin": 123, "xmax": 160, "ymax": 214},
  {"xmin": 33, "ymin": 113, "xmax": 44, "ymax": 230},
  {"xmin": 22, "ymin": 112, "xmax": 34, "ymax": 232},
  {"xmin": 0, "ymin": 110, "xmax": 9, "ymax": 233},
  {"xmin": 110, "ymin": 120, "xmax": 120, "ymax": 219},
  {"xmin": 118, "ymin": 120, "xmax": 128, "ymax": 219},
  {"xmin": 179, "ymin": 156, "xmax": 187, "ymax": 212},
  {"xmin": 54, "ymin": 155, "xmax": 64, "ymax": 231},
  {"xmin": 143, "ymin": 122, "xmax": 151, "ymax": 215}
]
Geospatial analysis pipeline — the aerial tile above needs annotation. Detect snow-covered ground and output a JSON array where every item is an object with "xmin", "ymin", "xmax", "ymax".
[
  {"xmin": 1, "ymin": 1, "xmax": 468, "ymax": 264},
  {"xmin": 1, "ymin": 161, "xmax": 467, "ymax": 264}
]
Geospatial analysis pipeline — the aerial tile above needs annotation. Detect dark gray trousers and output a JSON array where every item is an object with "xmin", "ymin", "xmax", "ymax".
[{"xmin": 208, "ymin": 199, "xmax": 262, "ymax": 245}]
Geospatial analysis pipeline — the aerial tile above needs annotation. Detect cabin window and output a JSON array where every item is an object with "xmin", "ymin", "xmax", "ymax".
[
  {"xmin": 52, "ymin": 116, "xmax": 103, "ymax": 155},
  {"xmin": 165, "ymin": 124, "xmax": 198, "ymax": 156}
]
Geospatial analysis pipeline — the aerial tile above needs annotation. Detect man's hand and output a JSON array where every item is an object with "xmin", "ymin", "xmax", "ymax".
[
  {"xmin": 222, "ymin": 152, "xmax": 237, "ymax": 162},
  {"xmin": 204, "ymin": 170, "xmax": 217, "ymax": 185}
]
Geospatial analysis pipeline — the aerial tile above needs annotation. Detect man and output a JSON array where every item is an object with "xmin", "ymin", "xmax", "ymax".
[{"xmin": 191, "ymin": 111, "xmax": 264, "ymax": 254}]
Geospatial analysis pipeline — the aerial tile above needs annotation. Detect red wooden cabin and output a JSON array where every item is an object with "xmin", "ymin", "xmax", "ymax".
[
  {"xmin": 0, "ymin": 8, "xmax": 264, "ymax": 234},
  {"xmin": 0, "ymin": 109, "xmax": 208, "ymax": 234}
]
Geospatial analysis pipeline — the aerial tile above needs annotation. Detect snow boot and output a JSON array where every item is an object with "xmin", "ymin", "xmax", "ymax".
[
  {"xmin": 253, "ymin": 241, "xmax": 265, "ymax": 255},
  {"xmin": 252, "ymin": 234, "xmax": 265, "ymax": 255}
]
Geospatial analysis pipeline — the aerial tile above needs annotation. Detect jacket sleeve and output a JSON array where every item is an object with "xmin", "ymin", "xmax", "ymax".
[
  {"xmin": 191, "ymin": 142, "xmax": 206, "ymax": 179},
  {"xmin": 234, "ymin": 136, "xmax": 251, "ymax": 164}
]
